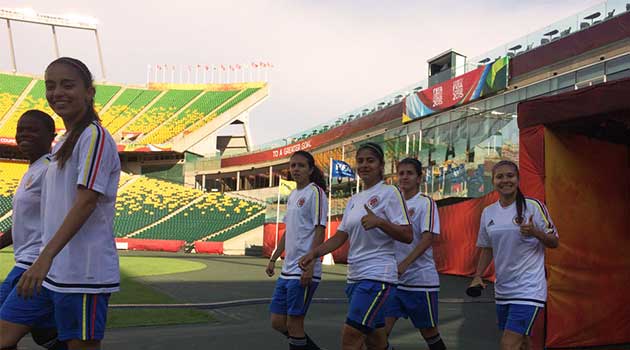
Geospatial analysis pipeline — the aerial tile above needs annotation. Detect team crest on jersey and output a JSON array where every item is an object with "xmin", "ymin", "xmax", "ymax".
[
  {"xmin": 367, "ymin": 195, "xmax": 379, "ymax": 209},
  {"xmin": 297, "ymin": 197, "xmax": 306, "ymax": 208},
  {"xmin": 408, "ymin": 208, "xmax": 415, "ymax": 217}
]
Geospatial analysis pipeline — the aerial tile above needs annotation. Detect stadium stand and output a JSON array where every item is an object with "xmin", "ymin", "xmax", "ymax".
[
  {"xmin": 141, "ymin": 90, "xmax": 240, "ymax": 144},
  {"xmin": 93, "ymin": 84, "xmax": 122, "ymax": 112},
  {"xmin": 0, "ymin": 161, "xmax": 28, "ymax": 231},
  {"xmin": 0, "ymin": 215, "xmax": 10, "ymax": 233},
  {"xmin": 113, "ymin": 176, "xmax": 205, "ymax": 237},
  {"xmin": 206, "ymin": 213, "xmax": 265, "ymax": 242},
  {"xmin": 0, "ymin": 74, "xmax": 32, "ymax": 123},
  {"xmin": 124, "ymin": 89, "xmax": 202, "ymax": 135},
  {"xmin": 0, "ymin": 80, "xmax": 55, "ymax": 137},
  {"xmin": 102, "ymin": 89, "xmax": 161, "ymax": 134},
  {"xmin": 132, "ymin": 191, "xmax": 265, "ymax": 242},
  {"xmin": 187, "ymin": 87, "xmax": 260, "ymax": 133}
]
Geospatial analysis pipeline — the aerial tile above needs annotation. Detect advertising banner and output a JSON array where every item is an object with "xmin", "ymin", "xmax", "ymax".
[{"xmin": 403, "ymin": 57, "xmax": 508, "ymax": 123}]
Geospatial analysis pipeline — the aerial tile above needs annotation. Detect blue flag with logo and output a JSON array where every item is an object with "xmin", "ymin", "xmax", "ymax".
[{"xmin": 332, "ymin": 159, "xmax": 355, "ymax": 178}]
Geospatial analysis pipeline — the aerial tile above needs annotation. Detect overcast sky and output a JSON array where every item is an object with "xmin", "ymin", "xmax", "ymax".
[{"xmin": 0, "ymin": 0, "xmax": 602, "ymax": 145}]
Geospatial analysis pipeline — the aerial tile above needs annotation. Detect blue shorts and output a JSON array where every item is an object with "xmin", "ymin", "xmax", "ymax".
[
  {"xmin": 270, "ymin": 277, "xmax": 319, "ymax": 316},
  {"xmin": 0, "ymin": 265, "xmax": 56, "ymax": 329},
  {"xmin": 496, "ymin": 303, "xmax": 543, "ymax": 336},
  {"xmin": 0, "ymin": 286, "xmax": 110, "ymax": 341},
  {"xmin": 385, "ymin": 289, "xmax": 439, "ymax": 329},
  {"xmin": 345, "ymin": 280, "xmax": 393, "ymax": 334}
]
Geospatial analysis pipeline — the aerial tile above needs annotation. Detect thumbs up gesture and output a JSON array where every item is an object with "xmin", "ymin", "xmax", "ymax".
[
  {"xmin": 519, "ymin": 215, "xmax": 537, "ymax": 238},
  {"xmin": 361, "ymin": 204, "xmax": 382, "ymax": 230}
]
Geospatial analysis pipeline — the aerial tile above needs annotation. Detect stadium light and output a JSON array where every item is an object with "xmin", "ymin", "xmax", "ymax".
[
  {"xmin": 0, "ymin": 7, "xmax": 98, "ymax": 29},
  {"xmin": 0, "ymin": 7, "xmax": 105, "ymax": 79}
]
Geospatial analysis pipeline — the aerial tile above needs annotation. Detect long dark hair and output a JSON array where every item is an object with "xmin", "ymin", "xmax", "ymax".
[
  {"xmin": 492, "ymin": 160, "xmax": 526, "ymax": 224},
  {"xmin": 47, "ymin": 57, "xmax": 101, "ymax": 169},
  {"xmin": 291, "ymin": 151, "xmax": 326, "ymax": 189},
  {"xmin": 357, "ymin": 142, "xmax": 385, "ymax": 179},
  {"xmin": 398, "ymin": 157, "xmax": 422, "ymax": 189}
]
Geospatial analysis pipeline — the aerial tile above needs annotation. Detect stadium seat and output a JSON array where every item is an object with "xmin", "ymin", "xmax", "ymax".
[
  {"xmin": 0, "ymin": 161, "xmax": 28, "ymax": 220},
  {"xmin": 102, "ymin": 89, "xmax": 161, "ymax": 134},
  {"xmin": 141, "ymin": 90, "xmax": 240, "ymax": 144},
  {"xmin": 93, "ymin": 84, "xmax": 122, "ymax": 113},
  {"xmin": 113, "ymin": 176, "xmax": 205, "ymax": 237},
  {"xmin": 0, "ymin": 80, "xmax": 56, "ymax": 137},
  {"xmin": 133, "ymin": 190, "xmax": 265, "ymax": 242},
  {"xmin": 185, "ymin": 88, "xmax": 261, "ymax": 135},
  {"xmin": 123, "ymin": 89, "xmax": 202, "ymax": 136},
  {"xmin": 0, "ymin": 74, "xmax": 32, "ymax": 126},
  {"xmin": 205, "ymin": 214, "xmax": 265, "ymax": 242}
]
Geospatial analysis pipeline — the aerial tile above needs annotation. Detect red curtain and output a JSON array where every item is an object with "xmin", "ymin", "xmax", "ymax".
[
  {"xmin": 434, "ymin": 192, "xmax": 497, "ymax": 280},
  {"xmin": 194, "ymin": 241, "xmax": 224, "ymax": 255},
  {"xmin": 263, "ymin": 219, "xmax": 349, "ymax": 262},
  {"xmin": 115, "ymin": 238, "xmax": 185, "ymax": 252},
  {"xmin": 518, "ymin": 125, "xmax": 546, "ymax": 200},
  {"xmin": 543, "ymin": 131, "xmax": 630, "ymax": 348}
]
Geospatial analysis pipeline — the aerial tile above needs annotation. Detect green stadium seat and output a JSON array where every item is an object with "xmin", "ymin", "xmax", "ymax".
[
  {"xmin": 124, "ymin": 90, "xmax": 202, "ymax": 136},
  {"xmin": 0, "ymin": 74, "xmax": 32, "ymax": 126},
  {"xmin": 142, "ymin": 90, "xmax": 239, "ymax": 144},
  {"xmin": 133, "ymin": 190, "xmax": 265, "ymax": 242},
  {"xmin": 102, "ymin": 89, "xmax": 161, "ymax": 134}
]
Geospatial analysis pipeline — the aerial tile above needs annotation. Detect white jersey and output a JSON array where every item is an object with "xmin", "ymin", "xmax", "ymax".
[
  {"xmin": 11, "ymin": 155, "xmax": 50, "ymax": 269},
  {"xmin": 476, "ymin": 198, "xmax": 558, "ymax": 307},
  {"xmin": 281, "ymin": 183, "xmax": 327, "ymax": 281},
  {"xmin": 396, "ymin": 193, "xmax": 440, "ymax": 291},
  {"xmin": 41, "ymin": 122, "xmax": 121, "ymax": 294},
  {"xmin": 338, "ymin": 181, "xmax": 410, "ymax": 284}
]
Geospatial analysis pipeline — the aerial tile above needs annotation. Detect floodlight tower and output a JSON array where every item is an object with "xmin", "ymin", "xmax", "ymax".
[{"xmin": 0, "ymin": 8, "xmax": 106, "ymax": 79}]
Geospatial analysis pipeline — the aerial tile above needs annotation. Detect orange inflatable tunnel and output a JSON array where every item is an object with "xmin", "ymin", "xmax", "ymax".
[{"xmin": 517, "ymin": 77, "xmax": 630, "ymax": 349}]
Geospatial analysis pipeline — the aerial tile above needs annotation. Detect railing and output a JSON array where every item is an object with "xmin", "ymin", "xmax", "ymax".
[{"xmin": 221, "ymin": 1, "xmax": 629, "ymax": 158}]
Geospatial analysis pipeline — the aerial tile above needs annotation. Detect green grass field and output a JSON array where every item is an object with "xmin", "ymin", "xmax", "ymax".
[{"xmin": 0, "ymin": 250, "xmax": 213, "ymax": 328}]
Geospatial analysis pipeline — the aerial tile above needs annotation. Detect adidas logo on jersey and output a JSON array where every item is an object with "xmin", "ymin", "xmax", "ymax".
[{"xmin": 488, "ymin": 219, "xmax": 495, "ymax": 227}]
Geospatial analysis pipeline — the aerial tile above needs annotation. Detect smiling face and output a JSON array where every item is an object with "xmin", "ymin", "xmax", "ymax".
[
  {"xmin": 492, "ymin": 163, "xmax": 519, "ymax": 197},
  {"xmin": 16, "ymin": 114, "xmax": 54, "ymax": 162},
  {"xmin": 356, "ymin": 148, "xmax": 383, "ymax": 186},
  {"xmin": 289, "ymin": 153, "xmax": 312, "ymax": 187},
  {"xmin": 45, "ymin": 62, "xmax": 95, "ymax": 129}
]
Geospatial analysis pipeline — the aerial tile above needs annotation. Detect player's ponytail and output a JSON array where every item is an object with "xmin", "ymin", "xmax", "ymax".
[
  {"xmin": 515, "ymin": 187, "xmax": 526, "ymax": 224},
  {"xmin": 492, "ymin": 160, "xmax": 526, "ymax": 224},
  {"xmin": 292, "ymin": 151, "xmax": 327, "ymax": 190}
]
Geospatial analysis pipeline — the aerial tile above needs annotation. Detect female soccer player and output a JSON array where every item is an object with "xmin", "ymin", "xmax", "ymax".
[
  {"xmin": 468, "ymin": 160, "xmax": 559, "ymax": 350},
  {"xmin": 0, "ymin": 57, "xmax": 121, "ymax": 350},
  {"xmin": 299, "ymin": 142, "xmax": 412, "ymax": 350},
  {"xmin": 384, "ymin": 158, "xmax": 445, "ymax": 350},
  {"xmin": 0, "ymin": 110, "xmax": 64, "ymax": 350},
  {"xmin": 266, "ymin": 150, "xmax": 328, "ymax": 350}
]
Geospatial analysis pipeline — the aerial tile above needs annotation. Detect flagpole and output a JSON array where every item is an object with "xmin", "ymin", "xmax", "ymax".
[
  {"xmin": 323, "ymin": 158, "xmax": 334, "ymax": 266},
  {"xmin": 327, "ymin": 157, "xmax": 332, "ymax": 240},
  {"xmin": 275, "ymin": 185, "xmax": 281, "ymax": 253}
]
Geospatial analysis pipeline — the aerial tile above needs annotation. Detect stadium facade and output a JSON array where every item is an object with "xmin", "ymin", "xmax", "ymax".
[{"xmin": 193, "ymin": 2, "xmax": 630, "ymax": 208}]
